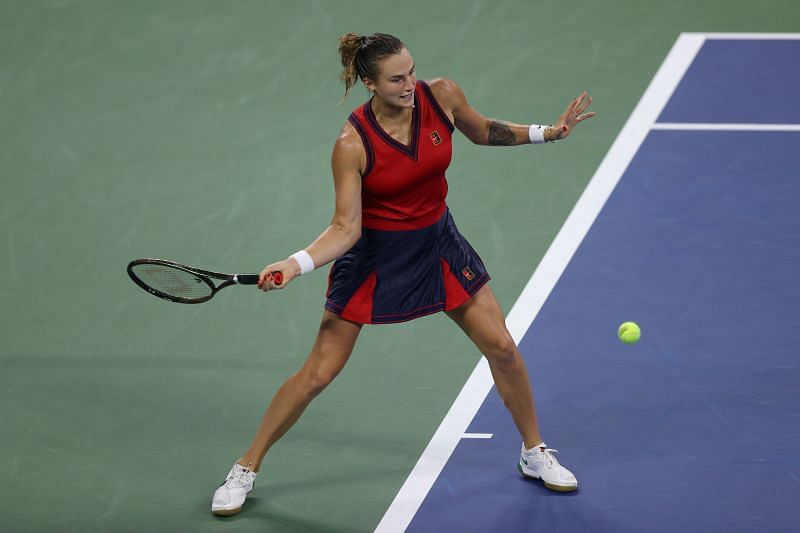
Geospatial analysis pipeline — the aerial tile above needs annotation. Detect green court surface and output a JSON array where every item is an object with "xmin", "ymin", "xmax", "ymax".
[{"xmin": 0, "ymin": 1, "xmax": 795, "ymax": 531}]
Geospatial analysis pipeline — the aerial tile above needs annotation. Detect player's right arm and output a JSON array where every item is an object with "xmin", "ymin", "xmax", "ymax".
[{"xmin": 258, "ymin": 122, "xmax": 364, "ymax": 290}]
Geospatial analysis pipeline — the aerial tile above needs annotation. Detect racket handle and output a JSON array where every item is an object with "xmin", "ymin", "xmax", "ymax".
[{"xmin": 235, "ymin": 272, "xmax": 283, "ymax": 285}]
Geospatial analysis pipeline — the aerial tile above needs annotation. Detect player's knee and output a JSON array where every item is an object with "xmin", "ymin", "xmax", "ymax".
[
  {"xmin": 484, "ymin": 336, "xmax": 519, "ymax": 368},
  {"xmin": 302, "ymin": 363, "xmax": 343, "ymax": 398}
]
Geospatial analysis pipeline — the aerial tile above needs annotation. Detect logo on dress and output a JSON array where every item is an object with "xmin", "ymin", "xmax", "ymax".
[
  {"xmin": 430, "ymin": 130, "xmax": 442, "ymax": 145},
  {"xmin": 462, "ymin": 267, "xmax": 475, "ymax": 281}
]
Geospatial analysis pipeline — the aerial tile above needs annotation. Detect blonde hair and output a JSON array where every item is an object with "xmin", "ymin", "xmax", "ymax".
[{"xmin": 338, "ymin": 32, "xmax": 405, "ymax": 101}]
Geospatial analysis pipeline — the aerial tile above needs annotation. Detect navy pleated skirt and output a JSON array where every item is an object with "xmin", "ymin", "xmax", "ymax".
[{"xmin": 325, "ymin": 209, "xmax": 490, "ymax": 324}]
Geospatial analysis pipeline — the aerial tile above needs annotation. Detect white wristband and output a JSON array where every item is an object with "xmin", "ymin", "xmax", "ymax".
[
  {"xmin": 290, "ymin": 250, "xmax": 315, "ymax": 276},
  {"xmin": 528, "ymin": 124, "xmax": 548, "ymax": 144}
]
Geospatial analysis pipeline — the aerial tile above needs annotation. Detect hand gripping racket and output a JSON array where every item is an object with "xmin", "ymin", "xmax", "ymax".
[{"xmin": 127, "ymin": 258, "xmax": 282, "ymax": 304}]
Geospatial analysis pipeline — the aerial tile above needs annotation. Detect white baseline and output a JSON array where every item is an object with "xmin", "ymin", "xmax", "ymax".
[{"xmin": 653, "ymin": 123, "xmax": 800, "ymax": 131}]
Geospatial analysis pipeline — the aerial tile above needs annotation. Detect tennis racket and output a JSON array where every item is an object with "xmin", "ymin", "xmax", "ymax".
[{"xmin": 127, "ymin": 258, "xmax": 282, "ymax": 304}]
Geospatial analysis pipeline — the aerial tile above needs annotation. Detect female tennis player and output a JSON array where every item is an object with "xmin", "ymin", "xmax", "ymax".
[{"xmin": 211, "ymin": 32, "xmax": 594, "ymax": 516}]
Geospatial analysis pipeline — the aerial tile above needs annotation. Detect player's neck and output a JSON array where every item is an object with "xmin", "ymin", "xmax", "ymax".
[{"xmin": 370, "ymin": 96, "xmax": 411, "ymax": 124}]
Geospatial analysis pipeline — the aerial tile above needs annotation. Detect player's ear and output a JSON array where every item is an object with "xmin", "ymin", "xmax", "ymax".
[{"xmin": 362, "ymin": 77, "xmax": 376, "ymax": 93}]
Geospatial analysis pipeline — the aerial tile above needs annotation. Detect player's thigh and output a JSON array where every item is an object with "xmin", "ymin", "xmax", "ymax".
[
  {"xmin": 299, "ymin": 310, "xmax": 363, "ymax": 381},
  {"xmin": 446, "ymin": 284, "xmax": 516, "ymax": 362}
]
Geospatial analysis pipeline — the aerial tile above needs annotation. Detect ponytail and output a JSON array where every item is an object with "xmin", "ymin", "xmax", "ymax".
[{"xmin": 338, "ymin": 33, "xmax": 364, "ymax": 100}]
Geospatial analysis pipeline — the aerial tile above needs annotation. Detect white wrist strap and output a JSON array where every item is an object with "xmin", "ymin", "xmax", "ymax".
[
  {"xmin": 528, "ymin": 124, "xmax": 548, "ymax": 144},
  {"xmin": 290, "ymin": 250, "xmax": 315, "ymax": 275}
]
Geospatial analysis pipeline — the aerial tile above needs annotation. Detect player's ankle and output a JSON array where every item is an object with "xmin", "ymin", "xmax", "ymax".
[
  {"xmin": 523, "ymin": 438, "xmax": 544, "ymax": 451},
  {"xmin": 236, "ymin": 458, "xmax": 259, "ymax": 473}
]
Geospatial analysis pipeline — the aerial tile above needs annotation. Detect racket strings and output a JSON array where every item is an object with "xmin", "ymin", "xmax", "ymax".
[{"xmin": 132, "ymin": 265, "xmax": 212, "ymax": 299}]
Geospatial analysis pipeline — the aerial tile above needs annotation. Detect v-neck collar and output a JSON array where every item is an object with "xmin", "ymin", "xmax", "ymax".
[{"xmin": 363, "ymin": 92, "xmax": 421, "ymax": 160}]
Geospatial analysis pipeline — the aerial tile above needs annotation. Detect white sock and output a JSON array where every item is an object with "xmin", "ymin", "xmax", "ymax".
[{"xmin": 525, "ymin": 442, "xmax": 546, "ymax": 453}]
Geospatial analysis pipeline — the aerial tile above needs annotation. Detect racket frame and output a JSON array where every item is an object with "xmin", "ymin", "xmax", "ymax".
[{"xmin": 127, "ymin": 258, "xmax": 262, "ymax": 304}]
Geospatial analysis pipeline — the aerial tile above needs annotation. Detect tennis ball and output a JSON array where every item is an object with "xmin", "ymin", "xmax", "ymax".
[{"xmin": 618, "ymin": 322, "xmax": 641, "ymax": 344}]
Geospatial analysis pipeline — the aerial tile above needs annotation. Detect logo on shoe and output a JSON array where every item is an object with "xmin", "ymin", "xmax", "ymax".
[{"xmin": 521, "ymin": 457, "xmax": 528, "ymax": 465}]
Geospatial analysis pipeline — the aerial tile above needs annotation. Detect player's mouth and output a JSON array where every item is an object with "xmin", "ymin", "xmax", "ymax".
[{"xmin": 400, "ymin": 91, "xmax": 414, "ymax": 102}]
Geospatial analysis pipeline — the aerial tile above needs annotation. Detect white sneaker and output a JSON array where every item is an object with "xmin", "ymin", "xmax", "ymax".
[
  {"xmin": 211, "ymin": 461, "xmax": 257, "ymax": 516},
  {"xmin": 518, "ymin": 443, "xmax": 578, "ymax": 492}
]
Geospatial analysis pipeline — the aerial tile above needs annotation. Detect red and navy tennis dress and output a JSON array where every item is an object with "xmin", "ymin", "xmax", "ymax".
[{"xmin": 325, "ymin": 80, "xmax": 490, "ymax": 324}]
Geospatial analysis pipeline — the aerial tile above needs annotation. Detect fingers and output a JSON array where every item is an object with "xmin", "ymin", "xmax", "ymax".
[
  {"xmin": 258, "ymin": 269, "xmax": 272, "ymax": 291},
  {"xmin": 571, "ymin": 93, "xmax": 589, "ymax": 117},
  {"xmin": 257, "ymin": 264, "xmax": 287, "ymax": 291},
  {"xmin": 562, "ymin": 92, "xmax": 596, "ymax": 129},
  {"xmin": 576, "ymin": 94, "xmax": 591, "ymax": 113},
  {"xmin": 560, "ymin": 92, "xmax": 588, "ymax": 125},
  {"xmin": 575, "ymin": 97, "xmax": 595, "ymax": 122},
  {"xmin": 575, "ymin": 94, "xmax": 593, "ymax": 116},
  {"xmin": 258, "ymin": 274, "xmax": 281, "ymax": 291},
  {"xmin": 257, "ymin": 268, "xmax": 271, "ymax": 288},
  {"xmin": 261, "ymin": 272, "xmax": 277, "ymax": 290},
  {"xmin": 564, "ymin": 94, "xmax": 580, "ymax": 116},
  {"xmin": 572, "ymin": 91, "xmax": 585, "ymax": 110}
]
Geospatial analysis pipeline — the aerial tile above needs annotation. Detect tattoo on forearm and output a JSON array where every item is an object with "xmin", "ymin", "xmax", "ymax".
[{"xmin": 488, "ymin": 121, "xmax": 516, "ymax": 145}]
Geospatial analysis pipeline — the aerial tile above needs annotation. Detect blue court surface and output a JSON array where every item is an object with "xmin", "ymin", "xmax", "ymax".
[{"xmin": 405, "ymin": 37, "xmax": 800, "ymax": 532}]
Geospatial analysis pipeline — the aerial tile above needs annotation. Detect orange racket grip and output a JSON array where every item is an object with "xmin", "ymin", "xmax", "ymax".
[{"xmin": 270, "ymin": 271, "xmax": 284, "ymax": 285}]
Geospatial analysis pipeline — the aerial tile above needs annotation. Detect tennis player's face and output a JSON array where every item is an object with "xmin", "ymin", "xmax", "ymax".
[{"xmin": 370, "ymin": 48, "xmax": 416, "ymax": 109}]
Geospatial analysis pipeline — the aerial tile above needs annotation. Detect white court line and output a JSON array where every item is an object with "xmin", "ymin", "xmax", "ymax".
[
  {"xmin": 375, "ymin": 31, "xmax": 753, "ymax": 532},
  {"xmin": 653, "ymin": 123, "xmax": 800, "ymax": 131},
  {"xmin": 693, "ymin": 32, "xmax": 800, "ymax": 40},
  {"xmin": 461, "ymin": 433, "xmax": 493, "ymax": 439}
]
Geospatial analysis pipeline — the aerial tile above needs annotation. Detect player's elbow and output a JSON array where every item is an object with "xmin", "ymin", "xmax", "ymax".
[
  {"xmin": 467, "ymin": 131, "xmax": 487, "ymax": 145},
  {"xmin": 346, "ymin": 225, "xmax": 361, "ymax": 247},
  {"xmin": 334, "ymin": 218, "xmax": 361, "ymax": 247},
  {"xmin": 456, "ymin": 121, "xmax": 490, "ymax": 145}
]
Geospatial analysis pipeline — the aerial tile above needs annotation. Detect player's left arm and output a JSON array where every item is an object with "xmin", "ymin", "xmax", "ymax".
[{"xmin": 428, "ymin": 77, "xmax": 595, "ymax": 146}]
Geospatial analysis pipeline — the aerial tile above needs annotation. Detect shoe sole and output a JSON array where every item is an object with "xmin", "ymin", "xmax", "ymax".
[
  {"xmin": 212, "ymin": 506, "xmax": 243, "ymax": 517},
  {"xmin": 517, "ymin": 463, "xmax": 578, "ymax": 492}
]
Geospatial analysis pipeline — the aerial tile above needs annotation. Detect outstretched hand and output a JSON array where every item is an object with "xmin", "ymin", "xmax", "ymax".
[{"xmin": 551, "ymin": 91, "xmax": 595, "ymax": 141}]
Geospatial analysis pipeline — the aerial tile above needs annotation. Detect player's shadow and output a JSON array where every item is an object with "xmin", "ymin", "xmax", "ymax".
[
  {"xmin": 254, "ymin": 456, "xmax": 410, "ymax": 496},
  {"xmin": 516, "ymin": 474, "xmax": 581, "ymax": 497},
  {"xmin": 213, "ymin": 497, "xmax": 363, "ymax": 532}
]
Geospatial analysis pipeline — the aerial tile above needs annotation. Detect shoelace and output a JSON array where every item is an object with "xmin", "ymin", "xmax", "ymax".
[
  {"xmin": 224, "ymin": 468, "xmax": 254, "ymax": 489},
  {"xmin": 539, "ymin": 448, "xmax": 561, "ymax": 468}
]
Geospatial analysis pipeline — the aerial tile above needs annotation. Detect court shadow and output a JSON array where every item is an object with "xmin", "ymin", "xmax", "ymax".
[
  {"xmin": 212, "ymin": 497, "xmax": 369, "ymax": 532},
  {"xmin": 517, "ymin": 474, "xmax": 582, "ymax": 497},
  {"xmin": 257, "ymin": 460, "xmax": 409, "ymax": 494}
]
